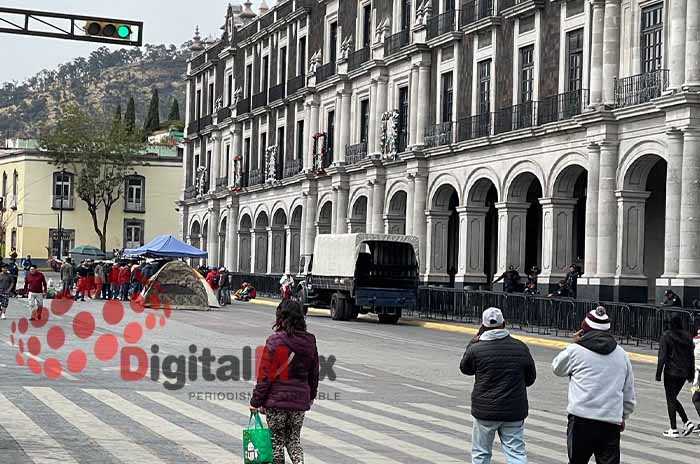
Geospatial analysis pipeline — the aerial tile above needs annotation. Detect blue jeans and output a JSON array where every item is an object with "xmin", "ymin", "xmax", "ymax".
[{"xmin": 472, "ymin": 419, "xmax": 527, "ymax": 464}]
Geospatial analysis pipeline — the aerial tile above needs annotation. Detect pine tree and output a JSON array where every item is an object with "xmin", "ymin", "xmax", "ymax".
[
  {"xmin": 125, "ymin": 97, "xmax": 136, "ymax": 135},
  {"xmin": 168, "ymin": 98, "xmax": 181, "ymax": 121},
  {"xmin": 114, "ymin": 104, "xmax": 122, "ymax": 123},
  {"xmin": 143, "ymin": 88, "xmax": 160, "ymax": 133}
]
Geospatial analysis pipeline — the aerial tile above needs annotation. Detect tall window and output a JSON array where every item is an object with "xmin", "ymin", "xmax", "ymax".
[
  {"xmin": 398, "ymin": 86, "xmax": 409, "ymax": 152},
  {"xmin": 246, "ymin": 64, "xmax": 253, "ymax": 98},
  {"xmin": 519, "ymin": 46, "xmax": 534, "ymax": 103},
  {"xmin": 260, "ymin": 132, "xmax": 267, "ymax": 169},
  {"xmin": 478, "ymin": 60, "xmax": 491, "ymax": 114},
  {"xmin": 227, "ymin": 73, "xmax": 233, "ymax": 105},
  {"xmin": 445, "ymin": 0, "xmax": 455, "ymax": 10},
  {"xmin": 359, "ymin": 99, "xmax": 370, "ymax": 143},
  {"xmin": 262, "ymin": 56, "xmax": 269, "ymax": 92},
  {"xmin": 298, "ymin": 36, "xmax": 307, "ymax": 76},
  {"xmin": 363, "ymin": 4, "xmax": 372, "ymax": 48},
  {"xmin": 279, "ymin": 46, "xmax": 287, "ymax": 85},
  {"xmin": 567, "ymin": 29, "xmax": 584, "ymax": 92},
  {"xmin": 441, "ymin": 72, "xmax": 453, "ymax": 123},
  {"xmin": 296, "ymin": 120, "xmax": 304, "ymax": 160},
  {"xmin": 225, "ymin": 144, "xmax": 231, "ymax": 180},
  {"xmin": 277, "ymin": 126, "xmax": 285, "ymax": 161},
  {"xmin": 327, "ymin": 110, "xmax": 335, "ymax": 163},
  {"xmin": 641, "ymin": 4, "xmax": 663, "ymax": 73},
  {"xmin": 52, "ymin": 172, "xmax": 73, "ymax": 209},
  {"xmin": 329, "ymin": 22, "xmax": 338, "ymax": 63},
  {"xmin": 196, "ymin": 89, "xmax": 202, "ymax": 119},
  {"xmin": 124, "ymin": 221, "xmax": 144, "ymax": 249},
  {"xmin": 244, "ymin": 137, "xmax": 251, "ymax": 175},
  {"xmin": 125, "ymin": 176, "xmax": 145, "ymax": 212},
  {"xmin": 206, "ymin": 150, "xmax": 212, "ymax": 170},
  {"xmin": 208, "ymin": 82, "xmax": 214, "ymax": 114},
  {"xmin": 401, "ymin": 0, "xmax": 412, "ymax": 30}
]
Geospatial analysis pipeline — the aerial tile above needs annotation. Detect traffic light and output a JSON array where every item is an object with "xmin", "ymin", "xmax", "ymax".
[{"xmin": 84, "ymin": 21, "xmax": 132, "ymax": 40}]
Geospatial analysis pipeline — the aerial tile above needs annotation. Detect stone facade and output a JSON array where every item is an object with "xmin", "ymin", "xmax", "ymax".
[{"xmin": 180, "ymin": 0, "xmax": 700, "ymax": 304}]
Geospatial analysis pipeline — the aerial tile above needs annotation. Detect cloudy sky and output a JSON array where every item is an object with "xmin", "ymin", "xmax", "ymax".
[{"xmin": 0, "ymin": 1, "xmax": 263, "ymax": 83}]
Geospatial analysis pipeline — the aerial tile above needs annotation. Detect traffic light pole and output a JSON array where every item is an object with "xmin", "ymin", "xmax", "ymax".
[{"xmin": 0, "ymin": 7, "xmax": 143, "ymax": 46}]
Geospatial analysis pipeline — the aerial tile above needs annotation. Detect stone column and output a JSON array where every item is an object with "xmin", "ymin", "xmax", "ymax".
[
  {"xmin": 207, "ymin": 209, "xmax": 219, "ymax": 267},
  {"xmin": 413, "ymin": 175, "xmax": 428, "ymax": 274},
  {"xmin": 371, "ymin": 180, "xmax": 386, "ymax": 233},
  {"xmin": 669, "ymin": 0, "xmax": 688, "ymax": 91},
  {"xmin": 409, "ymin": 66, "xmax": 419, "ymax": 147},
  {"xmin": 331, "ymin": 189, "xmax": 338, "ymax": 234},
  {"xmin": 679, "ymin": 128, "xmax": 700, "ymax": 277},
  {"xmin": 602, "ymin": 0, "xmax": 621, "ymax": 107},
  {"xmin": 596, "ymin": 142, "xmax": 619, "ymax": 277},
  {"xmin": 303, "ymin": 103, "xmax": 312, "ymax": 170},
  {"xmin": 663, "ymin": 130, "xmax": 683, "ymax": 277},
  {"xmin": 307, "ymin": 101, "xmax": 320, "ymax": 171},
  {"xmin": 334, "ymin": 92, "xmax": 343, "ymax": 161},
  {"xmin": 368, "ymin": 80, "xmax": 378, "ymax": 154},
  {"xmin": 406, "ymin": 175, "xmax": 416, "ymax": 235},
  {"xmin": 229, "ymin": 125, "xmax": 242, "ymax": 187},
  {"xmin": 238, "ymin": 229, "xmax": 251, "ymax": 272},
  {"xmin": 335, "ymin": 187, "xmax": 349, "ymax": 234},
  {"xmin": 339, "ymin": 90, "xmax": 352, "ymax": 164},
  {"xmin": 495, "ymin": 202, "xmax": 529, "ymax": 276},
  {"xmin": 366, "ymin": 181, "xmax": 375, "ymax": 233},
  {"xmin": 375, "ymin": 78, "xmax": 389, "ymax": 154},
  {"xmin": 210, "ymin": 132, "xmax": 222, "ymax": 192},
  {"xmin": 589, "ymin": 0, "xmax": 605, "ymax": 107},
  {"xmin": 182, "ymin": 143, "xmax": 192, "ymax": 200},
  {"xmin": 268, "ymin": 226, "xmax": 286, "ymax": 274},
  {"xmin": 584, "ymin": 144, "xmax": 600, "ymax": 275},
  {"xmin": 226, "ymin": 202, "xmax": 239, "ymax": 271},
  {"xmin": 425, "ymin": 211, "xmax": 452, "ymax": 280},
  {"xmin": 303, "ymin": 190, "xmax": 318, "ymax": 260},
  {"xmin": 539, "ymin": 198, "xmax": 578, "ymax": 280},
  {"xmin": 456, "ymin": 206, "xmax": 490, "ymax": 285},
  {"xmin": 685, "ymin": 0, "xmax": 700, "ymax": 89},
  {"xmin": 284, "ymin": 226, "xmax": 293, "ymax": 274},
  {"xmin": 615, "ymin": 190, "xmax": 651, "ymax": 277},
  {"xmin": 416, "ymin": 65, "xmax": 431, "ymax": 145}
]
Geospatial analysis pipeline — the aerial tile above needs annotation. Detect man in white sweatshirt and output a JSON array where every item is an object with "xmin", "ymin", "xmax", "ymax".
[{"xmin": 552, "ymin": 306, "xmax": 636, "ymax": 464}]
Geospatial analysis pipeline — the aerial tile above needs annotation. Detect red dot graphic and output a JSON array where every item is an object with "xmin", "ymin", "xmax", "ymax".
[
  {"xmin": 159, "ymin": 316, "xmax": 166, "ymax": 327},
  {"xmin": 15, "ymin": 353, "xmax": 24, "ymax": 366},
  {"xmin": 27, "ymin": 337, "xmax": 41, "ymax": 356},
  {"xmin": 11, "ymin": 321, "xmax": 16, "ymax": 333},
  {"xmin": 30, "ymin": 308, "xmax": 49, "ymax": 328},
  {"xmin": 130, "ymin": 294, "xmax": 145, "ymax": 313},
  {"xmin": 18, "ymin": 318, "xmax": 28, "ymax": 334},
  {"xmin": 123, "ymin": 322, "xmax": 142, "ymax": 344},
  {"xmin": 27, "ymin": 358, "xmax": 41, "ymax": 374},
  {"xmin": 163, "ymin": 301, "xmax": 171, "ymax": 319},
  {"xmin": 145, "ymin": 314, "xmax": 156, "ymax": 330},
  {"xmin": 51, "ymin": 297, "xmax": 73, "ymax": 316},
  {"xmin": 18, "ymin": 338, "xmax": 24, "ymax": 353},
  {"xmin": 103, "ymin": 300, "xmax": 124, "ymax": 325},
  {"xmin": 73, "ymin": 312, "xmax": 95, "ymax": 339},
  {"xmin": 67, "ymin": 350, "xmax": 87, "ymax": 373},
  {"xmin": 94, "ymin": 334, "xmax": 118, "ymax": 361},
  {"xmin": 149, "ymin": 294, "xmax": 161, "ymax": 310},
  {"xmin": 10, "ymin": 334, "xmax": 14, "ymax": 346},
  {"xmin": 44, "ymin": 359, "xmax": 62, "ymax": 380},
  {"xmin": 47, "ymin": 326, "xmax": 65, "ymax": 350}
]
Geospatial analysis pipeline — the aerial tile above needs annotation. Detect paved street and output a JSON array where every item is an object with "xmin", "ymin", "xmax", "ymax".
[{"xmin": 0, "ymin": 295, "xmax": 696, "ymax": 463}]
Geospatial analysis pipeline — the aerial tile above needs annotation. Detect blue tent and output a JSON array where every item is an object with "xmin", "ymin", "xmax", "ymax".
[{"xmin": 124, "ymin": 235, "xmax": 207, "ymax": 258}]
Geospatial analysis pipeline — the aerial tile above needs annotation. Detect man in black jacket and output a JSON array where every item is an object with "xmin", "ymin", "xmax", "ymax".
[{"xmin": 460, "ymin": 307, "xmax": 537, "ymax": 463}]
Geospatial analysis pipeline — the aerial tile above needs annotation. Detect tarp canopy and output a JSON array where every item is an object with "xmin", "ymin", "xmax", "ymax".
[
  {"xmin": 142, "ymin": 260, "xmax": 219, "ymax": 311},
  {"xmin": 69, "ymin": 245, "xmax": 106, "ymax": 258},
  {"xmin": 124, "ymin": 235, "xmax": 206, "ymax": 258}
]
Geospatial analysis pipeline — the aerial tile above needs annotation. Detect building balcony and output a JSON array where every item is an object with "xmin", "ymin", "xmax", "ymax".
[
  {"xmin": 184, "ymin": 185, "xmax": 196, "ymax": 200},
  {"xmin": 217, "ymin": 106, "xmax": 231, "ymax": 120},
  {"xmin": 269, "ymin": 83, "xmax": 286, "ymax": 103},
  {"xmin": 460, "ymin": 0, "xmax": 494, "ymax": 27},
  {"xmin": 614, "ymin": 69, "xmax": 669, "ymax": 109},
  {"xmin": 424, "ymin": 122, "xmax": 454, "ymax": 148},
  {"xmin": 215, "ymin": 176, "xmax": 228, "ymax": 190},
  {"xmin": 287, "ymin": 74, "xmax": 305, "ymax": 95},
  {"xmin": 345, "ymin": 142, "xmax": 368, "ymax": 165},
  {"xmin": 252, "ymin": 91, "xmax": 268, "ymax": 110},
  {"xmin": 347, "ymin": 47, "xmax": 370, "ymax": 72},
  {"xmin": 384, "ymin": 29, "xmax": 410, "ymax": 57},
  {"xmin": 283, "ymin": 158, "xmax": 303, "ymax": 178},
  {"xmin": 456, "ymin": 113, "xmax": 493, "ymax": 142},
  {"xmin": 124, "ymin": 202, "xmax": 145, "ymax": 213},
  {"xmin": 494, "ymin": 101, "xmax": 536, "ymax": 134},
  {"xmin": 249, "ymin": 168, "xmax": 264, "ymax": 186},
  {"xmin": 237, "ymin": 97, "xmax": 251, "ymax": 114},
  {"xmin": 538, "ymin": 89, "xmax": 589, "ymax": 124},
  {"xmin": 51, "ymin": 196, "xmax": 75, "ymax": 210},
  {"xmin": 200, "ymin": 114, "xmax": 213, "ymax": 128},
  {"xmin": 316, "ymin": 62, "xmax": 336, "ymax": 84},
  {"xmin": 427, "ymin": 9, "xmax": 459, "ymax": 41}
]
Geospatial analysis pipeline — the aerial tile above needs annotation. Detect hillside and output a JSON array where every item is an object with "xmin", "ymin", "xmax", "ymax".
[{"xmin": 0, "ymin": 44, "xmax": 191, "ymax": 139}]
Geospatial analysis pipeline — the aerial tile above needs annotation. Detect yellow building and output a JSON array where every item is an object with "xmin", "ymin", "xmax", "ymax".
[{"xmin": 0, "ymin": 139, "xmax": 182, "ymax": 261}]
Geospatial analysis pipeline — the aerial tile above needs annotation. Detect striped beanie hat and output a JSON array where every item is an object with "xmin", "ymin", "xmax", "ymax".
[{"xmin": 581, "ymin": 306, "xmax": 611, "ymax": 333}]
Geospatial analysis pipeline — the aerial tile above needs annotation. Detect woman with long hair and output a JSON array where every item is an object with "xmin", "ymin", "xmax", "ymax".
[{"xmin": 250, "ymin": 299, "xmax": 319, "ymax": 464}]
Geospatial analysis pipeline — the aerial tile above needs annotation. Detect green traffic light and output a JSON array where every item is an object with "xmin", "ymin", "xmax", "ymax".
[{"xmin": 117, "ymin": 25, "xmax": 131, "ymax": 38}]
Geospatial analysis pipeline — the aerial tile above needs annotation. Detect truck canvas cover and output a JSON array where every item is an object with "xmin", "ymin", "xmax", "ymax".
[{"xmin": 312, "ymin": 234, "xmax": 419, "ymax": 278}]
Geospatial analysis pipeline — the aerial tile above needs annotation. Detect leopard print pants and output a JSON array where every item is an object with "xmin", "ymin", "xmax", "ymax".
[{"xmin": 265, "ymin": 409, "xmax": 306, "ymax": 464}]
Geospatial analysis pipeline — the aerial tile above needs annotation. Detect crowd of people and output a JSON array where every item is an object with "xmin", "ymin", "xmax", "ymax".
[
  {"xmin": 198, "ymin": 265, "xmax": 259, "ymax": 305},
  {"xmin": 494, "ymin": 263, "xmax": 582, "ymax": 298}
]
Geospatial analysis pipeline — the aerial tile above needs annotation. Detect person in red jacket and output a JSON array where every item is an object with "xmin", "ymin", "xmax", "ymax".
[
  {"xmin": 118, "ymin": 264, "xmax": 131, "ymax": 301},
  {"xmin": 109, "ymin": 263, "xmax": 120, "ymax": 299},
  {"xmin": 206, "ymin": 268, "xmax": 220, "ymax": 290},
  {"xmin": 24, "ymin": 266, "xmax": 47, "ymax": 321}
]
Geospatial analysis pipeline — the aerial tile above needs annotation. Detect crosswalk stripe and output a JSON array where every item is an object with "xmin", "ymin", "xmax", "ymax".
[
  {"xmin": 409, "ymin": 403, "xmax": 674, "ymax": 464},
  {"xmin": 2, "ymin": 340, "xmax": 77, "ymax": 381},
  {"xmin": 84, "ymin": 388, "xmax": 238, "ymax": 463},
  {"xmin": 335, "ymin": 365, "xmax": 375, "ymax": 377},
  {"xmin": 401, "ymin": 383, "xmax": 458, "ymax": 398},
  {"xmin": 320, "ymin": 380, "xmax": 369, "ymax": 393},
  {"xmin": 0, "ymin": 392, "xmax": 78, "ymax": 464},
  {"xmin": 27, "ymin": 387, "xmax": 165, "ymax": 464},
  {"xmin": 210, "ymin": 399, "xmax": 403, "ymax": 464}
]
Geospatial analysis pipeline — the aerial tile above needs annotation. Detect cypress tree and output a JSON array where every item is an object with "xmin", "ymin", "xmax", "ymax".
[
  {"xmin": 143, "ymin": 88, "xmax": 160, "ymax": 133},
  {"xmin": 125, "ymin": 97, "xmax": 136, "ymax": 135},
  {"xmin": 114, "ymin": 104, "xmax": 122, "ymax": 123},
  {"xmin": 168, "ymin": 98, "xmax": 181, "ymax": 121}
]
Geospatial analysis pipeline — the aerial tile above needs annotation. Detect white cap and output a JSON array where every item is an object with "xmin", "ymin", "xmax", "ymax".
[{"xmin": 482, "ymin": 307, "xmax": 504, "ymax": 328}]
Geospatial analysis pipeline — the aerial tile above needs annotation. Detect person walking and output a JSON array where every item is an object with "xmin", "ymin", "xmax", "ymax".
[
  {"xmin": 656, "ymin": 315, "xmax": 696, "ymax": 437},
  {"xmin": 98, "ymin": 262, "xmax": 111, "ymax": 299},
  {"xmin": 93, "ymin": 261, "xmax": 104, "ymax": 299},
  {"xmin": 60, "ymin": 258, "xmax": 75, "ymax": 298},
  {"xmin": 22, "ymin": 254, "xmax": 33, "ymax": 280},
  {"xmin": 692, "ymin": 330, "xmax": 700, "ymax": 433},
  {"xmin": 7, "ymin": 257, "xmax": 18, "ymax": 296},
  {"xmin": 493, "ymin": 265, "xmax": 521, "ymax": 293},
  {"xmin": 74, "ymin": 261, "xmax": 89, "ymax": 302},
  {"xmin": 118, "ymin": 264, "xmax": 131, "ymax": 301},
  {"xmin": 24, "ymin": 265, "xmax": 47, "ymax": 321},
  {"xmin": 0, "ymin": 264, "xmax": 13, "ymax": 320},
  {"xmin": 552, "ymin": 306, "xmax": 636, "ymax": 463},
  {"xmin": 217, "ymin": 267, "xmax": 231, "ymax": 305},
  {"xmin": 109, "ymin": 263, "xmax": 120, "ymax": 299},
  {"xmin": 250, "ymin": 299, "xmax": 319, "ymax": 464},
  {"xmin": 460, "ymin": 307, "xmax": 537, "ymax": 463}
]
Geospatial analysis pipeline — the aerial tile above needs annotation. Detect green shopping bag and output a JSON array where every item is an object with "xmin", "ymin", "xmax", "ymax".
[{"xmin": 243, "ymin": 412, "xmax": 273, "ymax": 464}]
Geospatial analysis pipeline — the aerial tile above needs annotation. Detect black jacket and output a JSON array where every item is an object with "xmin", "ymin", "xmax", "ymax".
[
  {"xmin": 460, "ymin": 331, "xmax": 537, "ymax": 422},
  {"xmin": 656, "ymin": 329, "xmax": 695, "ymax": 381}
]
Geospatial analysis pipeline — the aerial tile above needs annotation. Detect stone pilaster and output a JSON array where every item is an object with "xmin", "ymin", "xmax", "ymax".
[
  {"xmin": 413, "ymin": 175, "xmax": 428, "ymax": 274},
  {"xmin": 584, "ymin": 144, "xmax": 600, "ymax": 276},
  {"xmin": 495, "ymin": 202, "xmax": 530, "ymax": 276},
  {"xmin": 408, "ymin": 66, "xmax": 419, "ymax": 147},
  {"xmin": 539, "ymin": 198, "xmax": 578, "ymax": 285},
  {"xmin": 669, "ymin": 0, "xmax": 688, "ymax": 91},
  {"xmin": 456, "ymin": 206, "xmax": 490, "ymax": 286},
  {"xmin": 425, "ymin": 211, "xmax": 452, "ymax": 282},
  {"xmin": 601, "ymin": 0, "xmax": 621, "ymax": 107},
  {"xmin": 368, "ymin": 80, "xmax": 378, "ymax": 154},
  {"xmin": 685, "ymin": 0, "xmax": 700, "ymax": 89},
  {"xmin": 596, "ymin": 142, "xmax": 619, "ymax": 277},
  {"xmin": 588, "ymin": 0, "xmax": 605, "ymax": 107},
  {"xmin": 416, "ymin": 65, "xmax": 431, "ymax": 145}
]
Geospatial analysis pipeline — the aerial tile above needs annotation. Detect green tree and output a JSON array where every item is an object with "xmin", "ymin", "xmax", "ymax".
[
  {"xmin": 39, "ymin": 106, "xmax": 146, "ymax": 251},
  {"xmin": 167, "ymin": 98, "xmax": 181, "ymax": 121},
  {"xmin": 125, "ymin": 97, "xmax": 136, "ymax": 135},
  {"xmin": 114, "ymin": 104, "xmax": 122, "ymax": 122},
  {"xmin": 143, "ymin": 88, "xmax": 160, "ymax": 133}
]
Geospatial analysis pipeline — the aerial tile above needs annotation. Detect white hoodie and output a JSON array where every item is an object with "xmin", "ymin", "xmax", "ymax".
[{"xmin": 693, "ymin": 333, "xmax": 700, "ymax": 385}]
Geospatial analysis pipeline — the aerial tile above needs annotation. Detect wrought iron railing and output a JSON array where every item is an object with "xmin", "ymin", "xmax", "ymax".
[
  {"xmin": 494, "ymin": 101, "xmax": 536, "ymax": 134},
  {"xmin": 384, "ymin": 29, "xmax": 410, "ymax": 56},
  {"xmin": 287, "ymin": 74, "xmax": 305, "ymax": 95},
  {"xmin": 187, "ymin": 121, "xmax": 199, "ymax": 134},
  {"xmin": 237, "ymin": 97, "xmax": 251, "ymax": 114},
  {"xmin": 424, "ymin": 122, "xmax": 454, "ymax": 147},
  {"xmin": 316, "ymin": 62, "xmax": 336, "ymax": 83},
  {"xmin": 248, "ymin": 169, "xmax": 263, "ymax": 186},
  {"xmin": 347, "ymin": 47, "xmax": 370, "ymax": 72},
  {"xmin": 269, "ymin": 83, "xmax": 286, "ymax": 102},
  {"xmin": 456, "ymin": 113, "xmax": 493, "ymax": 141},
  {"xmin": 215, "ymin": 177, "xmax": 228, "ymax": 189},
  {"xmin": 614, "ymin": 69, "xmax": 669, "ymax": 108},
  {"xmin": 460, "ymin": 0, "xmax": 494, "ymax": 27},
  {"xmin": 199, "ymin": 114, "xmax": 213, "ymax": 128},
  {"xmin": 260, "ymin": 11, "xmax": 274, "ymax": 29},
  {"xmin": 217, "ymin": 106, "xmax": 231, "ymax": 120},
  {"xmin": 427, "ymin": 9, "xmax": 459, "ymax": 40},
  {"xmin": 538, "ymin": 89, "xmax": 589, "ymax": 124},
  {"xmin": 252, "ymin": 91, "xmax": 268, "ymax": 109},
  {"xmin": 52, "ymin": 196, "xmax": 74, "ymax": 209},
  {"xmin": 184, "ymin": 186, "xmax": 196, "ymax": 200},
  {"xmin": 283, "ymin": 158, "xmax": 303, "ymax": 178},
  {"xmin": 345, "ymin": 142, "xmax": 368, "ymax": 165},
  {"xmin": 398, "ymin": 127, "xmax": 408, "ymax": 153}
]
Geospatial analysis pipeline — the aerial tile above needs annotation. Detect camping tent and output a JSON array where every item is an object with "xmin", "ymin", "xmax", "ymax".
[
  {"xmin": 142, "ymin": 260, "xmax": 219, "ymax": 310},
  {"xmin": 124, "ymin": 235, "xmax": 206, "ymax": 258}
]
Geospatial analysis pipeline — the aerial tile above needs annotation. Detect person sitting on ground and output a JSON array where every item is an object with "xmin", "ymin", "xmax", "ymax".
[
  {"xmin": 524, "ymin": 281, "xmax": 540, "ymax": 296},
  {"xmin": 493, "ymin": 265, "xmax": 520, "ymax": 293},
  {"xmin": 661, "ymin": 289, "xmax": 683, "ymax": 308},
  {"xmin": 548, "ymin": 280, "xmax": 571, "ymax": 298},
  {"xmin": 234, "ymin": 282, "xmax": 257, "ymax": 302}
]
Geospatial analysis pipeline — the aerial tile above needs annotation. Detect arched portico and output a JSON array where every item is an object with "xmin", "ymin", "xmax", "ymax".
[
  {"xmin": 459, "ymin": 178, "xmax": 499, "ymax": 288},
  {"xmin": 385, "ymin": 190, "xmax": 407, "ymax": 234},
  {"xmin": 426, "ymin": 184, "xmax": 459, "ymax": 284},
  {"xmin": 238, "ymin": 214, "xmax": 252, "ymax": 272},
  {"xmin": 253, "ymin": 212, "xmax": 269, "ymax": 273},
  {"xmin": 270, "ymin": 209, "xmax": 287, "ymax": 274},
  {"xmin": 349, "ymin": 196, "xmax": 368, "ymax": 233}
]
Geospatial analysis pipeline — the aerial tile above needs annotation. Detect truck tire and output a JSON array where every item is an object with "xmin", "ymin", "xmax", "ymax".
[
  {"xmin": 296, "ymin": 286, "xmax": 309, "ymax": 314},
  {"xmin": 330, "ymin": 293, "xmax": 349, "ymax": 321}
]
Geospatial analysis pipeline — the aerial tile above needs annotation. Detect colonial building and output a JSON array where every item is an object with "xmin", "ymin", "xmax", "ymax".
[
  {"xmin": 181, "ymin": 0, "xmax": 700, "ymax": 304},
  {"xmin": 0, "ymin": 139, "xmax": 182, "ymax": 260}
]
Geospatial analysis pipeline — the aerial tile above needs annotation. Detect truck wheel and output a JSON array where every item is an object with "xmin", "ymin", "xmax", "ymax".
[
  {"xmin": 330, "ymin": 293, "xmax": 345, "ymax": 321},
  {"xmin": 297, "ymin": 286, "xmax": 309, "ymax": 314},
  {"xmin": 378, "ymin": 313, "xmax": 400, "ymax": 324}
]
